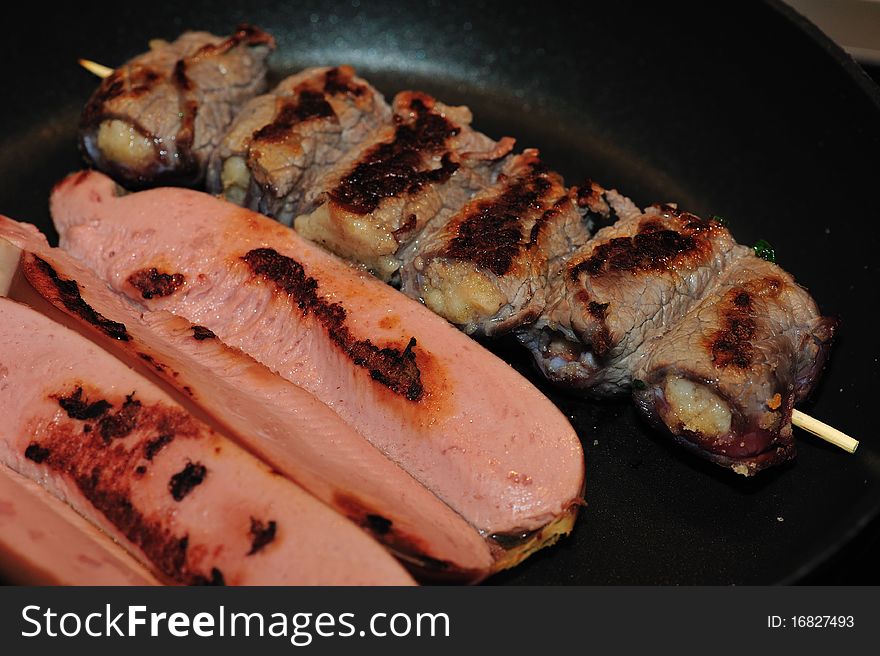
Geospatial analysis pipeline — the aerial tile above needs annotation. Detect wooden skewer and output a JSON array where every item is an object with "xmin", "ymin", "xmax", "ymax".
[
  {"xmin": 78, "ymin": 59, "xmax": 113, "ymax": 79},
  {"xmin": 792, "ymin": 409, "xmax": 859, "ymax": 454}
]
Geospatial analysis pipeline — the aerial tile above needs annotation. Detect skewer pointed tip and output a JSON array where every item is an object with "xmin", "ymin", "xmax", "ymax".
[
  {"xmin": 792, "ymin": 409, "xmax": 859, "ymax": 454},
  {"xmin": 78, "ymin": 59, "xmax": 114, "ymax": 79}
]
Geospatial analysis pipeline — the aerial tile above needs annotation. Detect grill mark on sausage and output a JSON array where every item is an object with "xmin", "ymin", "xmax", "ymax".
[
  {"xmin": 365, "ymin": 514, "xmax": 392, "ymax": 535},
  {"xmin": 56, "ymin": 386, "xmax": 112, "ymax": 421},
  {"xmin": 24, "ymin": 255, "xmax": 131, "ymax": 341},
  {"xmin": 97, "ymin": 393, "xmax": 142, "ymax": 444},
  {"xmin": 144, "ymin": 433, "xmax": 174, "ymax": 461},
  {"xmin": 24, "ymin": 443, "xmax": 51, "ymax": 464},
  {"xmin": 242, "ymin": 248, "xmax": 424, "ymax": 401},
  {"xmin": 138, "ymin": 352, "xmax": 168, "ymax": 374},
  {"xmin": 191, "ymin": 325, "xmax": 216, "ymax": 340},
  {"xmin": 127, "ymin": 267, "xmax": 186, "ymax": 299},
  {"xmin": 443, "ymin": 170, "xmax": 552, "ymax": 276},
  {"xmin": 328, "ymin": 95, "xmax": 461, "ymax": 215},
  {"xmin": 169, "ymin": 461, "xmax": 207, "ymax": 501},
  {"xmin": 192, "ymin": 567, "xmax": 226, "ymax": 586},
  {"xmin": 25, "ymin": 396, "xmax": 215, "ymax": 584},
  {"xmin": 247, "ymin": 518, "xmax": 277, "ymax": 555}
]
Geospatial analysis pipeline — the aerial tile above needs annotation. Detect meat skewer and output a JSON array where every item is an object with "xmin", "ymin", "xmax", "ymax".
[
  {"xmin": 79, "ymin": 25, "xmax": 275, "ymax": 188},
  {"xmin": 0, "ymin": 216, "xmax": 494, "ymax": 581},
  {"xmin": 73, "ymin": 46, "xmax": 854, "ymax": 468}
]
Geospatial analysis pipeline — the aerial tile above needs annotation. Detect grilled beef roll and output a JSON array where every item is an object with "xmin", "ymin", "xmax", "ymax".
[
  {"xmin": 206, "ymin": 66, "xmax": 391, "ymax": 224},
  {"xmin": 398, "ymin": 150, "xmax": 592, "ymax": 336},
  {"xmin": 519, "ymin": 199, "xmax": 836, "ymax": 474},
  {"xmin": 79, "ymin": 25, "xmax": 275, "ymax": 189},
  {"xmin": 631, "ymin": 250, "xmax": 837, "ymax": 475},
  {"xmin": 294, "ymin": 91, "xmax": 515, "ymax": 281}
]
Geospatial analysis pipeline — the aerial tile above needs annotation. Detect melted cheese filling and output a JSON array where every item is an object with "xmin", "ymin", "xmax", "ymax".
[
  {"xmin": 421, "ymin": 260, "xmax": 504, "ymax": 328},
  {"xmin": 664, "ymin": 376, "xmax": 732, "ymax": 437},
  {"xmin": 96, "ymin": 120, "xmax": 155, "ymax": 169}
]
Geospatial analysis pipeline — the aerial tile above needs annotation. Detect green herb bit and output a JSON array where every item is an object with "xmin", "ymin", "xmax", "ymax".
[
  {"xmin": 632, "ymin": 379, "xmax": 647, "ymax": 391},
  {"xmin": 710, "ymin": 214, "xmax": 727, "ymax": 226},
  {"xmin": 753, "ymin": 239, "xmax": 776, "ymax": 263}
]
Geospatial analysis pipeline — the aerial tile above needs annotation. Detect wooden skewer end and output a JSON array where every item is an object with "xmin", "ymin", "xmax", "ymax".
[
  {"xmin": 792, "ymin": 409, "xmax": 859, "ymax": 454},
  {"xmin": 78, "ymin": 59, "xmax": 114, "ymax": 79}
]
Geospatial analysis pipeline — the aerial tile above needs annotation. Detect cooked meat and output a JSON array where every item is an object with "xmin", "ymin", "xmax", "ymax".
[
  {"xmin": 0, "ymin": 296, "xmax": 415, "ymax": 585},
  {"xmin": 51, "ymin": 170, "xmax": 585, "ymax": 568},
  {"xmin": 206, "ymin": 66, "xmax": 391, "ymax": 224},
  {"xmin": 0, "ymin": 216, "xmax": 493, "ymax": 581},
  {"xmin": 631, "ymin": 249, "xmax": 837, "ymax": 475},
  {"xmin": 399, "ymin": 150, "xmax": 591, "ymax": 335},
  {"xmin": 79, "ymin": 25, "xmax": 275, "ymax": 188},
  {"xmin": 0, "ymin": 464, "xmax": 160, "ymax": 585},
  {"xmin": 294, "ymin": 91, "xmax": 515, "ymax": 280},
  {"xmin": 519, "ymin": 203, "xmax": 736, "ymax": 396}
]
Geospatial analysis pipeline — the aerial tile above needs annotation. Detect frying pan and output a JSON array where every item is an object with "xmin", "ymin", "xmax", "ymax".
[{"xmin": 1, "ymin": 0, "xmax": 878, "ymax": 585}]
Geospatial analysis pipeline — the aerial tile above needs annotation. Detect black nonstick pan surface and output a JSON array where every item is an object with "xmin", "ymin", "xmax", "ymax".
[{"xmin": 1, "ymin": 0, "xmax": 878, "ymax": 585}]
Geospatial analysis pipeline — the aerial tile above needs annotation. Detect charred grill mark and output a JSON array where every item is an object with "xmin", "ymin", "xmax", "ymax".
[
  {"xmin": 333, "ymin": 492, "xmax": 404, "ymax": 543},
  {"xmin": 443, "ymin": 172, "xmax": 552, "ymax": 276},
  {"xmin": 144, "ymin": 433, "xmax": 174, "ymax": 460},
  {"xmin": 138, "ymin": 352, "xmax": 168, "ymax": 373},
  {"xmin": 192, "ymin": 567, "xmax": 226, "ymax": 586},
  {"xmin": 323, "ymin": 66, "xmax": 366, "ymax": 97},
  {"xmin": 251, "ymin": 90, "xmax": 336, "ymax": 144},
  {"xmin": 328, "ymin": 96, "xmax": 461, "ymax": 214},
  {"xmin": 575, "ymin": 179, "xmax": 602, "ymax": 208},
  {"xmin": 97, "ymin": 393, "xmax": 143, "ymax": 444},
  {"xmin": 169, "ymin": 461, "xmax": 207, "ymax": 501},
  {"xmin": 191, "ymin": 325, "xmax": 216, "ymax": 340},
  {"xmin": 25, "ymin": 256, "xmax": 130, "ymax": 341},
  {"xmin": 127, "ymin": 267, "xmax": 186, "ymax": 300},
  {"xmin": 56, "ymin": 386, "xmax": 112, "ymax": 420},
  {"xmin": 577, "ymin": 231, "xmax": 696, "ymax": 278},
  {"xmin": 706, "ymin": 276, "xmax": 786, "ymax": 370},
  {"xmin": 568, "ymin": 215, "xmax": 719, "ymax": 280},
  {"xmin": 247, "ymin": 518, "xmax": 277, "ymax": 555},
  {"xmin": 573, "ymin": 290, "xmax": 613, "ymax": 357},
  {"xmin": 529, "ymin": 196, "xmax": 569, "ymax": 246},
  {"xmin": 172, "ymin": 59, "xmax": 193, "ymax": 92},
  {"xmin": 333, "ymin": 492, "xmax": 452, "ymax": 570},
  {"xmin": 588, "ymin": 301, "xmax": 610, "ymax": 320},
  {"xmin": 24, "ymin": 443, "xmax": 51, "ymax": 464},
  {"xmin": 366, "ymin": 514, "xmax": 393, "ymax": 535},
  {"xmin": 191, "ymin": 24, "xmax": 274, "ymax": 60},
  {"xmin": 708, "ymin": 288, "xmax": 757, "ymax": 369},
  {"xmin": 27, "ymin": 402, "xmax": 212, "ymax": 584},
  {"xmin": 242, "ymin": 248, "xmax": 424, "ymax": 401},
  {"xmin": 80, "ymin": 67, "xmax": 163, "ymax": 128},
  {"xmin": 392, "ymin": 214, "xmax": 417, "ymax": 238}
]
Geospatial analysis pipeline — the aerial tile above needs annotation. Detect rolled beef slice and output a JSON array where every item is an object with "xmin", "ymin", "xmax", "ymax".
[{"xmin": 79, "ymin": 25, "xmax": 274, "ymax": 188}]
